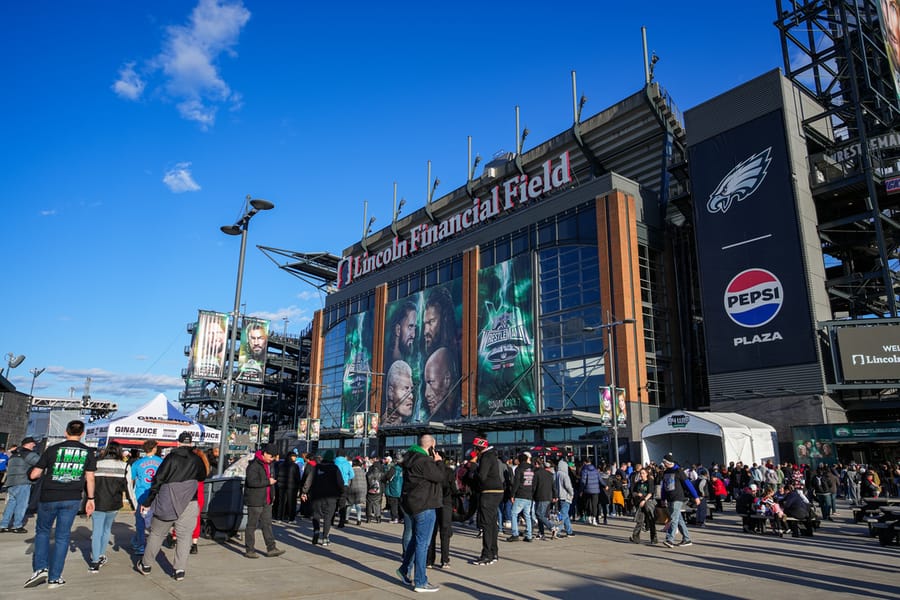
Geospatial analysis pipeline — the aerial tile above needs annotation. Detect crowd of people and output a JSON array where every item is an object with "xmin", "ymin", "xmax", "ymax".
[{"xmin": 3, "ymin": 421, "xmax": 898, "ymax": 593}]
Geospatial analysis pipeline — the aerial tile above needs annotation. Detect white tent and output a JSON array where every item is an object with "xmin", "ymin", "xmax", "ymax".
[
  {"xmin": 85, "ymin": 393, "xmax": 220, "ymax": 447},
  {"xmin": 641, "ymin": 411, "xmax": 778, "ymax": 467}
]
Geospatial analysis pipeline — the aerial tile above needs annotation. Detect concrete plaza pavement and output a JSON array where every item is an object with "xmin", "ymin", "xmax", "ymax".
[{"xmin": 0, "ymin": 499, "xmax": 896, "ymax": 599}]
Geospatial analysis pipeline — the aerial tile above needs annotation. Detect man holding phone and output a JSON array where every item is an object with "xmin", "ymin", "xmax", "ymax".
[{"xmin": 396, "ymin": 434, "xmax": 444, "ymax": 593}]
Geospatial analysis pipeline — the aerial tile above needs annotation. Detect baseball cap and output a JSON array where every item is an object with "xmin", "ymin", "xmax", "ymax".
[
  {"xmin": 473, "ymin": 437, "xmax": 489, "ymax": 449},
  {"xmin": 21, "ymin": 436, "xmax": 36, "ymax": 445},
  {"xmin": 177, "ymin": 431, "xmax": 193, "ymax": 444}
]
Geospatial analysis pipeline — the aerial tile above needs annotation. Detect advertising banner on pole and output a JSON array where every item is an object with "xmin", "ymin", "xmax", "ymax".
[
  {"xmin": 598, "ymin": 386, "xmax": 613, "ymax": 427},
  {"xmin": 615, "ymin": 387, "xmax": 627, "ymax": 428},
  {"xmin": 236, "ymin": 318, "xmax": 270, "ymax": 384},
  {"xmin": 189, "ymin": 310, "xmax": 228, "ymax": 381},
  {"xmin": 309, "ymin": 419, "xmax": 321, "ymax": 442},
  {"xmin": 342, "ymin": 311, "xmax": 373, "ymax": 429}
]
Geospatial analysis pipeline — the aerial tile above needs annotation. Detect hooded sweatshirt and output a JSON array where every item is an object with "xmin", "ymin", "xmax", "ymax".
[{"xmin": 555, "ymin": 460, "xmax": 575, "ymax": 503}]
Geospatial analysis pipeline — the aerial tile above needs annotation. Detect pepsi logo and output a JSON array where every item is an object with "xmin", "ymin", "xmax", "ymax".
[{"xmin": 724, "ymin": 269, "xmax": 783, "ymax": 328}]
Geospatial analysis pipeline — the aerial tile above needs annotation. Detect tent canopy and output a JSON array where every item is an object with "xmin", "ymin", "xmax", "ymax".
[
  {"xmin": 640, "ymin": 411, "xmax": 778, "ymax": 467},
  {"xmin": 85, "ymin": 393, "xmax": 220, "ymax": 447}
]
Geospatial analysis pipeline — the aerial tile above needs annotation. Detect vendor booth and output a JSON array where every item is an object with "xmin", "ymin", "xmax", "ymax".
[
  {"xmin": 641, "ymin": 411, "xmax": 778, "ymax": 467},
  {"xmin": 85, "ymin": 393, "xmax": 220, "ymax": 447}
]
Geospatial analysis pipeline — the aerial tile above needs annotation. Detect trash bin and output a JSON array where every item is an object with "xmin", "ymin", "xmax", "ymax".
[{"xmin": 202, "ymin": 476, "xmax": 247, "ymax": 540}]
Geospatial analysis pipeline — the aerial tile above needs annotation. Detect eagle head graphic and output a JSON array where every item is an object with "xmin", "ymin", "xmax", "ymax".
[{"xmin": 706, "ymin": 147, "xmax": 772, "ymax": 214}]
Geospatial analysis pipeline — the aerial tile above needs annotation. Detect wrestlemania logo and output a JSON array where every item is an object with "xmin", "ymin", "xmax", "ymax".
[{"xmin": 707, "ymin": 147, "xmax": 772, "ymax": 214}]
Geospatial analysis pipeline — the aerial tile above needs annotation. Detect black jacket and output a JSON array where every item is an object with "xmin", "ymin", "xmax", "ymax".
[
  {"xmin": 475, "ymin": 448, "xmax": 503, "ymax": 493},
  {"xmin": 143, "ymin": 446, "xmax": 206, "ymax": 507},
  {"xmin": 401, "ymin": 447, "xmax": 445, "ymax": 515},
  {"xmin": 511, "ymin": 463, "xmax": 536, "ymax": 500},
  {"xmin": 277, "ymin": 460, "xmax": 302, "ymax": 490},
  {"xmin": 245, "ymin": 456, "xmax": 275, "ymax": 507},
  {"xmin": 532, "ymin": 467, "xmax": 555, "ymax": 502},
  {"xmin": 302, "ymin": 461, "xmax": 345, "ymax": 500}
]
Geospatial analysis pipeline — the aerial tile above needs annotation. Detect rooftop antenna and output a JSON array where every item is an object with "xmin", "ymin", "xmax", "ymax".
[
  {"xmin": 642, "ymin": 27, "xmax": 659, "ymax": 84},
  {"xmin": 572, "ymin": 71, "xmax": 587, "ymax": 124},
  {"xmin": 391, "ymin": 182, "xmax": 406, "ymax": 237},
  {"xmin": 361, "ymin": 200, "xmax": 375, "ymax": 252},
  {"xmin": 514, "ymin": 105, "xmax": 529, "ymax": 175},
  {"xmin": 425, "ymin": 160, "xmax": 440, "ymax": 222},
  {"xmin": 465, "ymin": 136, "xmax": 481, "ymax": 199}
]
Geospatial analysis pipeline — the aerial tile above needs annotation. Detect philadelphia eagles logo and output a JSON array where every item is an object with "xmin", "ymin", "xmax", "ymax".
[{"xmin": 707, "ymin": 147, "xmax": 772, "ymax": 214}]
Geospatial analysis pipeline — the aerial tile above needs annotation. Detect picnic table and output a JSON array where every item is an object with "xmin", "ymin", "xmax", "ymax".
[
  {"xmin": 853, "ymin": 497, "xmax": 900, "ymax": 523},
  {"xmin": 871, "ymin": 505, "xmax": 900, "ymax": 546}
]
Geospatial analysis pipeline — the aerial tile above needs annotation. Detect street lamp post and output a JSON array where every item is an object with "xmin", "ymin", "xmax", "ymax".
[
  {"xmin": 217, "ymin": 195, "xmax": 274, "ymax": 475},
  {"xmin": 29, "ymin": 367, "xmax": 46, "ymax": 397},
  {"xmin": 584, "ymin": 314, "xmax": 636, "ymax": 470}
]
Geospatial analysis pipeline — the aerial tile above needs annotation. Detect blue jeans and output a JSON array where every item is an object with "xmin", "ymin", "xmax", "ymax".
[
  {"xmin": 132, "ymin": 510, "xmax": 147, "ymax": 553},
  {"xmin": 91, "ymin": 510, "xmax": 118, "ymax": 561},
  {"xmin": 1, "ymin": 484, "xmax": 31, "ymax": 528},
  {"xmin": 534, "ymin": 500, "xmax": 555, "ymax": 536},
  {"xmin": 558, "ymin": 500, "xmax": 573, "ymax": 534},
  {"xmin": 399, "ymin": 509, "xmax": 437, "ymax": 588},
  {"xmin": 666, "ymin": 500, "xmax": 690, "ymax": 543},
  {"xmin": 510, "ymin": 498, "xmax": 533, "ymax": 539},
  {"xmin": 33, "ymin": 499, "xmax": 81, "ymax": 581}
]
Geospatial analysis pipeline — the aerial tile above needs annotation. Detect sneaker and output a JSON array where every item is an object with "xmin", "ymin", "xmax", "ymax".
[
  {"xmin": 321, "ymin": 536, "xmax": 331, "ymax": 547},
  {"xmin": 414, "ymin": 583, "xmax": 440, "ymax": 593},
  {"xmin": 13, "ymin": 527, "xmax": 28, "ymax": 534},
  {"xmin": 47, "ymin": 579, "xmax": 66, "ymax": 589},
  {"xmin": 523, "ymin": 536, "xmax": 533, "ymax": 542},
  {"xmin": 245, "ymin": 551, "xmax": 259, "ymax": 559},
  {"xmin": 663, "ymin": 540, "xmax": 675, "ymax": 548},
  {"xmin": 190, "ymin": 543, "xmax": 198, "ymax": 555},
  {"xmin": 487, "ymin": 557, "xmax": 498, "ymax": 565},
  {"xmin": 438, "ymin": 562, "xmax": 451, "ymax": 569},
  {"xmin": 267, "ymin": 547, "xmax": 285, "ymax": 557},
  {"xmin": 550, "ymin": 527, "xmax": 559, "ymax": 540},
  {"xmin": 678, "ymin": 540, "xmax": 693, "ymax": 547},
  {"xmin": 470, "ymin": 558, "xmax": 491, "ymax": 566},
  {"xmin": 137, "ymin": 561, "xmax": 151, "ymax": 575},
  {"xmin": 24, "ymin": 569, "xmax": 49, "ymax": 588},
  {"xmin": 97, "ymin": 555, "xmax": 108, "ymax": 568},
  {"xmin": 311, "ymin": 532, "xmax": 319, "ymax": 545},
  {"xmin": 506, "ymin": 535, "xmax": 520, "ymax": 542},
  {"xmin": 174, "ymin": 570, "xmax": 185, "ymax": 582},
  {"xmin": 629, "ymin": 535, "xmax": 640, "ymax": 544},
  {"xmin": 0, "ymin": 527, "xmax": 9, "ymax": 533},
  {"xmin": 649, "ymin": 539, "xmax": 659, "ymax": 545},
  {"xmin": 88, "ymin": 562, "xmax": 100, "ymax": 574},
  {"xmin": 396, "ymin": 568, "xmax": 412, "ymax": 585}
]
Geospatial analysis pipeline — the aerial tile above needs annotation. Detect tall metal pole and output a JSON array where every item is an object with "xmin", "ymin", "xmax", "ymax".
[
  {"xmin": 607, "ymin": 319, "xmax": 619, "ymax": 470},
  {"xmin": 217, "ymin": 226, "xmax": 248, "ymax": 475}
]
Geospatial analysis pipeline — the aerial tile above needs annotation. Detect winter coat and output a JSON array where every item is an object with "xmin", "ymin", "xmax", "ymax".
[
  {"xmin": 580, "ymin": 463, "xmax": 602, "ymax": 495},
  {"xmin": 94, "ymin": 456, "xmax": 129, "ymax": 513},
  {"xmin": 385, "ymin": 464, "xmax": 403, "ymax": 497},
  {"xmin": 349, "ymin": 465, "xmax": 368, "ymax": 504},
  {"xmin": 302, "ymin": 460, "xmax": 345, "ymax": 500},
  {"xmin": 400, "ymin": 445, "xmax": 445, "ymax": 516},
  {"xmin": 532, "ymin": 467, "xmax": 555, "ymax": 502},
  {"xmin": 555, "ymin": 460, "xmax": 574, "ymax": 503},
  {"xmin": 245, "ymin": 452, "xmax": 275, "ymax": 507}
]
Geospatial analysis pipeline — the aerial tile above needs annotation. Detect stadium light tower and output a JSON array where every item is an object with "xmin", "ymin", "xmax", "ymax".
[{"xmin": 217, "ymin": 195, "xmax": 275, "ymax": 475}]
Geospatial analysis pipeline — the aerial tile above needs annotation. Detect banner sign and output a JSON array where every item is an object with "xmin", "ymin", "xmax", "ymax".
[
  {"xmin": 836, "ymin": 323, "xmax": 900, "ymax": 382},
  {"xmin": 382, "ymin": 280, "xmax": 462, "ymax": 426},
  {"xmin": 189, "ymin": 311, "xmax": 228, "ymax": 381},
  {"xmin": 477, "ymin": 254, "xmax": 536, "ymax": 416},
  {"xmin": 615, "ymin": 387, "xmax": 627, "ymax": 428},
  {"xmin": 688, "ymin": 110, "xmax": 817, "ymax": 374},
  {"xmin": 342, "ymin": 311, "xmax": 373, "ymax": 429},
  {"xmin": 599, "ymin": 386, "xmax": 613, "ymax": 427},
  {"xmin": 236, "ymin": 318, "xmax": 270, "ymax": 384}
]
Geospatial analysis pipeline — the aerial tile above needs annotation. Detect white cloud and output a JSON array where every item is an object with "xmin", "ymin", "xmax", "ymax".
[
  {"xmin": 296, "ymin": 290, "xmax": 321, "ymax": 302},
  {"xmin": 163, "ymin": 162, "xmax": 201, "ymax": 193},
  {"xmin": 111, "ymin": 0, "xmax": 250, "ymax": 128},
  {"xmin": 249, "ymin": 305, "xmax": 312, "ymax": 325},
  {"xmin": 111, "ymin": 62, "xmax": 146, "ymax": 101},
  {"xmin": 38, "ymin": 366, "xmax": 185, "ymax": 401},
  {"xmin": 40, "ymin": 209, "xmax": 57, "ymax": 216}
]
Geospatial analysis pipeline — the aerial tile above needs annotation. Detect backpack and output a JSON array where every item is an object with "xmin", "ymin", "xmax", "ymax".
[{"xmin": 367, "ymin": 470, "xmax": 382, "ymax": 495}]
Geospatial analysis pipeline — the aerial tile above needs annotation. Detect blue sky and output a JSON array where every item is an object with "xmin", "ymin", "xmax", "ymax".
[{"xmin": 1, "ymin": 1, "xmax": 785, "ymax": 414}]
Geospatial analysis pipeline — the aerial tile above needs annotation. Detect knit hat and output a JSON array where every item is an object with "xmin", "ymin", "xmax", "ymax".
[
  {"xmin": 661, "ymin": 453, "xmax": 674, "ymax": 466},
  {"xmin": 322, "ymin": 449, "xmax": 335, "ymax": 462},
  {"xmin": 262, "ymin": 443, "xmax": 278, "ymax": 456},
  {"xmin": 177, "ymin": 431, "xmax": 193, "ymax": 444}
]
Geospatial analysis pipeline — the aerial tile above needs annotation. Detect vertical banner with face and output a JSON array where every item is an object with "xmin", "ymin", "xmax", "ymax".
[
  {"xmin": 879, "ymin": 0, "xmax": 900, "ymax": 107},
  {"xmin": 249, "ymin": 423, "xmax": 260, "ymax": 444},
  {"xmin": 297, "ymin": 418, "xmax": 309, "ymax": 441},
  {"xmin": 352, "ymin": 412, "xmax": 365, "ymax": 437},
  {"xmin": 598, "ymin": 386, "xmax": 613, "ymax": 427},
  {"xmin": 477, "ymin": 254, "xmax": 536, "ymax": 416},
  {"xmin": 382, "ymin": 280, "xmax": 463, "ymax": 426},
  {"xmin": 615, "ymin": 387, "xmax": 627, "ymax": 428},
  {"xmin": 367, "ymin": 412, "xmax": 379, "ymax": 437},
  {"xmin": 190, "ymin": 310, "xmax": 229, "ymax": 381},
  {"xmin": 342, "ymin": 311, "xmax": 373, "ymax": 429},
  {"xmin": 309, "ymin": 419, "xmax": 321, "ymax": 441},
  {"xmin": 688, "ymin": 109, "xmax": 817, "ymax": 375},
  {"xmin": 236, "ymin": 318, "xmax": 270, "ymax": 384}
]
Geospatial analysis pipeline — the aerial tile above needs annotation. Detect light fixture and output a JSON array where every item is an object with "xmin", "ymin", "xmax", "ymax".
[
  {"xmin": 4, "ymin": 352, "xmax": 25, "ymax": 378},
  {"xmin": 216, "ymin": 194, "xmax": 275, "ymax": 476}
]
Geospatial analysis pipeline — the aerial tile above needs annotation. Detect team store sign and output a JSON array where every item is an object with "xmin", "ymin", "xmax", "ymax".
[{"xmin": 337, "ymin": 152, "xmax": 572, "ymax": 288}]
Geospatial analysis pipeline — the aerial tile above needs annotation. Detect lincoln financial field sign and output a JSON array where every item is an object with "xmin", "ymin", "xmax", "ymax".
[{"xmin": 836, "ymin": 322, "xmax": 900, "ymax": 382}]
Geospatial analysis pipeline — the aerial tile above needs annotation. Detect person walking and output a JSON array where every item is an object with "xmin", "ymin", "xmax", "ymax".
[
  {"xmin": 384, "ymin": 456, "xmax": 403, "ymax": 523},
  {"xmin": 0, "ymin": 436, "xmax": 40, "ymax": 534},
  {"xmin": 301, "ymin": 450, "xmax": 345, "ymax": 546},
  {"xmin": 24, "ymin": 420, "xmax": 98, "ymax": 590},
  {"xmin": 128, "ymin": 440, "xmax": 162, "ymax": 557},
  {"xmin": 507, "ymin": 453, "xmax": 536, "ymax": 542},
  {"xmin": 137, "ymin": 431, "xmax": 207, "ymax": 581},
  {"xmin": 275, "ymin": 452, "xmax": 302, "ymax": 523},
  {"xmin": 243, "ymin": 443, "xmax": 286, "ymax": 559},
  {"xmin": 629, "ymin": 467, "xmax": 658, "ymax": 545},
  {"xmin": 532, "ymin": 457, "xmax": 558, "ymax": 539},
  {"xmin": 89, "ymin": 441, "xmax": 129, "ymax": 573},
  {"xmin": 659, "ymin": 453, "xmax": 700, "ymax": 548},
  {"xmin": 554, "ymin": 458, "xmax": 575, "ymax": 537},
  {"xmin": 365, "ymin": 457, "xmax": 386, "ymax": 523},
  {"xmin": 470, "ymin": 436, "xmax": 503, "ymax": 565},
  {"xmin": 396, "ymin": 434, "xmax": 444, "ymax": 593}
]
